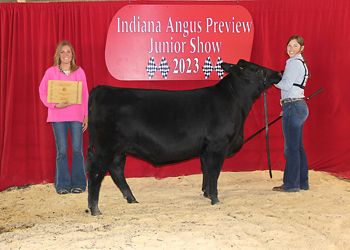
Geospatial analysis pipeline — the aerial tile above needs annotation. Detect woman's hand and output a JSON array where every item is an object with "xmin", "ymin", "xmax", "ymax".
[
  {"xmin": 54, "ymin": 101, "xmax": 70, "ymax": 109},
  {"xmin": 82, "ymin": 116, "xmax": 88, "ymax": 132}
]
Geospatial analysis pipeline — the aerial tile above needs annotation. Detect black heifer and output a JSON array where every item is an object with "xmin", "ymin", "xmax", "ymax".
[{"xmin": 86, "ymin": 60, "xmax": 282, "ymax": 215}]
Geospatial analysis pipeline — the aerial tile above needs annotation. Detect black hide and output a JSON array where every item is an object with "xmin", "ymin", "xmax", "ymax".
[{"xmin": 86, "ymin": 59, "xmax": 282, "ymax": 215}]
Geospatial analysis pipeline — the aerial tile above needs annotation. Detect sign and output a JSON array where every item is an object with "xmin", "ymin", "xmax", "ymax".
[
  {"xmin": 105, "ymin": 5, "xmax": 254, "ymax": 81},
  {"xmin": 47, "ymin": 80, "xmax": 82, "ymax": 104}
]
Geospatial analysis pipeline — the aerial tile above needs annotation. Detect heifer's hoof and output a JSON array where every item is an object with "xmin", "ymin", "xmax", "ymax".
[
  {"xmin": 203, "ymin": 192, "xmax": 210, "ymax": 199},
  {"xmin": 89, "ymin": 207, "xmax": 102, "ymax": 216},
  {"xmin": 126, "ymin": 196, "xmax": 138, "ymax": 203},
  {"xmin": 91, "ymin": 210, "xmax": 102, "ymax": 216},
  {"xmin": 211, "ymin": 199, "xmax": 221, "ymax": 205},
  {"xmin": 128, "ymin": 199, "xmax": 138, "ymax": 204}
]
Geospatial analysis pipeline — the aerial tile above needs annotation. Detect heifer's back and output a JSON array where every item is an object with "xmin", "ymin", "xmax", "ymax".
[{"xmin": 86, "ymin": 60, "xmax": 282, "ymax": 215}]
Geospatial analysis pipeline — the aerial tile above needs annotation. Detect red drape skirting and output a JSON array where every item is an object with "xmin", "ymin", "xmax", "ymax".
[{"xmin": 1, "ymin": 0, "xmax": 350, "ymax": 191}]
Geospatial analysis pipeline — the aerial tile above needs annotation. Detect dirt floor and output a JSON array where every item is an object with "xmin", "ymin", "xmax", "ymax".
[{"xmin": 1, "ymin": 170, "xmax": 350, "ymax": 250}]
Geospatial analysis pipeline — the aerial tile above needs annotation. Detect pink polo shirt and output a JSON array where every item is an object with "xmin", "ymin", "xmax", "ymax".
[{"xmin": 39, "ymin": 66, "xmax": 89, "ymax": 123}]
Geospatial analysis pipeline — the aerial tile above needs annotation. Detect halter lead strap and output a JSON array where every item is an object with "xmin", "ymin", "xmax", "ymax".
[{"xmin": 263, "ymin": 69, "xmax": 272, "ymax": 178}]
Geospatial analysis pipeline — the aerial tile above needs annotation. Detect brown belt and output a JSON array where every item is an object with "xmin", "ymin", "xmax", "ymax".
[{"xmin": 280, "ymin": 98, "xmax": 304, "ymax": 105}]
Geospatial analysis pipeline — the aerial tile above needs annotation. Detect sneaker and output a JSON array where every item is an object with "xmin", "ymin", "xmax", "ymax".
[
  {"xmin": 58, "ymin": 190, "xmax": 69, "ymax": 195},
  {"xmin": 71, "ymin": 188, "xmax": 84, "ymax": 194}
]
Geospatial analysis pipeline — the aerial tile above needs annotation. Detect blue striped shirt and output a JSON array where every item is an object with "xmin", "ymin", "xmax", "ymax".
[{"xmin": 274, "ymin": 54, "xmax": 308, "ymax": 100}]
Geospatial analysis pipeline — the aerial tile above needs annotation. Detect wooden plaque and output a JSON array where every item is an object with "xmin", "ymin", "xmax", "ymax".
[{"xmin": 47, "ymin": 80, "xmax": 82, "ymax": 104}]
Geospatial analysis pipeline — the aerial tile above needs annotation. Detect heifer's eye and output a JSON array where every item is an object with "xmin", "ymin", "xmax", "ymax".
[{"xmin": 257, "ymin": 69, "xmax": 262, "ymax": 74}]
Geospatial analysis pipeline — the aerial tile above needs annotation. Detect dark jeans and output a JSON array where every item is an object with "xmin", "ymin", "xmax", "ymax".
[
  {"xmin": 281, "ymin": 100, "xmax": 309, "ymax": 192},
  {"xmin": 52, "ymin": 122, "xmax": 87, "ymax": 193}
]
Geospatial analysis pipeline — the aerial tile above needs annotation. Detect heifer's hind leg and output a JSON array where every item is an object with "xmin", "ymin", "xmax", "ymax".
[
  {"xmin": 109, "ymin": 154, "xmax": 138, "ymax": 204},
  {"xmin": 200, "ymin": 157, "xmax": 210, "ymax": 199},
  {"xmin": 200, "ymin": 151, "xmax": 226, "ymax": 205},
  {"xmin": 87, "ymin": 153, "xmax": 109, "ymax": 216}
]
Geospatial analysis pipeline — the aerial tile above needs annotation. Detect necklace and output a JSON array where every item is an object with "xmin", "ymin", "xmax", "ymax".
[{"xmin": 58, "ymin": 65, "xmax": 70, "ymax": 74}]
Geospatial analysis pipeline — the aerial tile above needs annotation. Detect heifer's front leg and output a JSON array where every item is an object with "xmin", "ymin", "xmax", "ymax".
[
  {"xmin": 87, "ymin": 161, "xmax": 108, "ymax": 216},
  {"xmin": 109, "ymin": 154, "xmax": 138, "ymax": 204}
]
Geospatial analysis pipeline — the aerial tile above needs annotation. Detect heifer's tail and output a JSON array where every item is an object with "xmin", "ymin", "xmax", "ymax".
[
  {"xmin": 86, "ymin": 86, "xmax": 101, "ymax": 173},
  {"xmin": 86, "ymin": 142, "xmax": 94, "ymax": 173}
]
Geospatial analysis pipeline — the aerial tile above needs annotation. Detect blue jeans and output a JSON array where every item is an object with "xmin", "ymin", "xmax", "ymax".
[
  {"xmin": 281, "ymin": 100, "xmax": 309, "ymax": 192},
  {"xmin": 52, "ymin": 122, "xmax": 87, "ymax": 193}
]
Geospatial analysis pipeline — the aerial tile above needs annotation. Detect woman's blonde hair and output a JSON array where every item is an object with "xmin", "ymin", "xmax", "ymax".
[{"xmin": 53, "ymin": 40, "xmax": 79, "ymax": 73}]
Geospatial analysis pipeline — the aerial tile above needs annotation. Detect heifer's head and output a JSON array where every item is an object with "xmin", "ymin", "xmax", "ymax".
[{"xmin": 221, "ymin": 59, "xmax": 282, "ymax": 99}]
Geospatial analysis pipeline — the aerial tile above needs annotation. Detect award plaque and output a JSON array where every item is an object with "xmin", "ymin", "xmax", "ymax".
[{"xmin": 47, "ymin": 80, "xmax": 82, "ymax": 104}]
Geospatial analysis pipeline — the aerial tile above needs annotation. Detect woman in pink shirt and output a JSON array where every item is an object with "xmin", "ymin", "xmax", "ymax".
[{"xmin": 39, "ymin": 40, "xmax": 88, "ymax": 195}]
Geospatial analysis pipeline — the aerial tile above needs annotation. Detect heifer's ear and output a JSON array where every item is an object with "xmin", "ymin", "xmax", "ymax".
[
  {"xmin": 221, "ymin": 62, "xmax": 242, "ymax": 74},
  {"xmin": 221, "ymin": 62, "xmax": 241, "ymax": 73},
  {"xmin": 237, "ymin": 59, "xmax": 246, "ymax": 67},
  {"xmin": 221, "ymin": 62, "xmax": 233, "ymax": 73}
]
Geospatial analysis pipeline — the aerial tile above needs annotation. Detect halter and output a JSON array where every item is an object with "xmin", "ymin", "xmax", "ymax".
[{"xmin": 262, "ymin": 69, "xmax": 273, "ymax": 178}]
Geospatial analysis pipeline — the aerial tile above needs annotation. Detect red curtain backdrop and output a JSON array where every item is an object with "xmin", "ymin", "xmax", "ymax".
[{"xmin": 1, "ymin": 0, "xmax": 350, "ymax": 191}]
